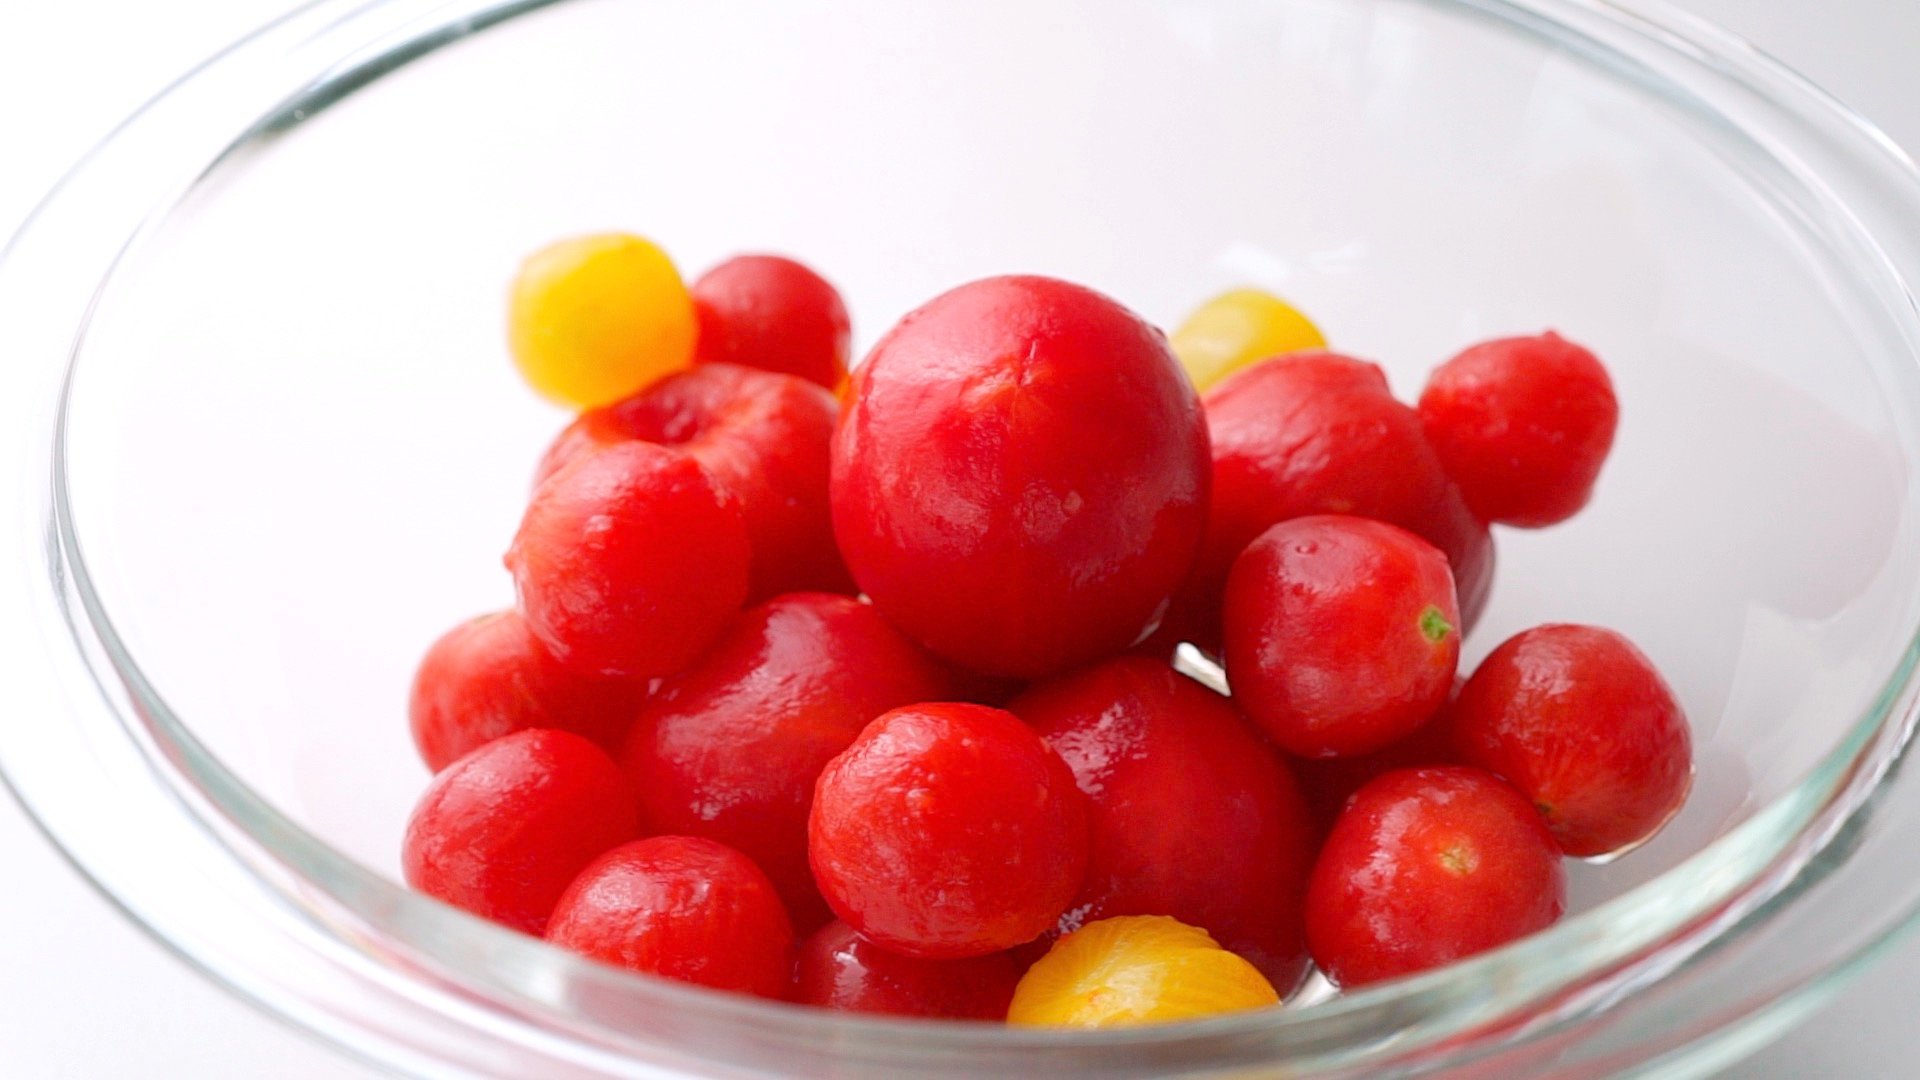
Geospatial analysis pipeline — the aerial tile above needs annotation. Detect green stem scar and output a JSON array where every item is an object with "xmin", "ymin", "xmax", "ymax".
[{"xmin": 1419, "ymin": 605, "xmax": 1455, "ymax": 644}]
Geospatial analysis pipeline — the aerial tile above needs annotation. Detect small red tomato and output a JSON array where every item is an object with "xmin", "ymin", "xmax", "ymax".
[
  {"xmin": 793, "ymin": 920, "xmax": 1021, "ymax": 1019},
  {"xmin": 691, "ymin": 255, "xmax": 852, "ymax": 392},
  {"xmin": 1305, "ymin": 766, "xmax": 1565, "ymax": 987},
  {"xmin": 809, "ymin": 702, "xmax": 1089, "ymax": 958},
  {"xmin": 1177, "ymin": 352, "xmax": 1493, "ymax": 652},
  {"xmin": 1224, "ymin": 516, "xmax": 1460, "ymax": 758},
  {"xmin": 1010, "ymin": 656, "xmax": 1315, "ymax": 991},
  {"xmin": 545, "ymin": 836, "xmax": 794, "ymax": 999},
  {"xmin": 1291, "ymin": 714, "xmax": 1457, "ymax": 836},
  {"xmin": 508, "ymin": 441, "xmax": 750, "ymax": 679},
  {"xmin": 1444, "ymin": 624, "xmax": 1691, "ymax": 857},
  {"xmin": 402, "ymin": 729, "xmax": 638, "ymax": 934},
  {"xmin": 1418, "ymin": 332, "xmax": 1618, "ymax": 527},
  {"xmin": 1153, "ymin": 515, "xmax": 1485, "ymax": 663},
  {"xmin": 622, "ymin": 593, "xmax": 960, "ymax": 930},
  {"xmin": 830, "ymin": 275, "xmax": 1209, "ymax": 679},
  {"xmin": 408, "ymin": 610, "xmax": 647, "ymax": 772},
  {"xmin": 536, "ymin": 364, "xmax": 851, "ymax": 600}
]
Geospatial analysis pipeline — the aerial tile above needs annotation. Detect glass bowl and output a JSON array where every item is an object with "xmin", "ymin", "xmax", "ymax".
[{"xmin": 6, "ymin": 0, "xmax": 1920, "ymax": 1075}]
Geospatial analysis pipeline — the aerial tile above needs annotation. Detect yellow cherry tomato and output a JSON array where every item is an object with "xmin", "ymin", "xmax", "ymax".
[
  {"xmin": 1007, "ymin": 915, "xmax": 1279, "ymax": 1028},
  {"xmin": 1170, "ymin": 287, "xmax": 1326, "ymax": 391},
  {"xmin": 508, "ymin": 232, "xmax": 697, "ymax": 409}
]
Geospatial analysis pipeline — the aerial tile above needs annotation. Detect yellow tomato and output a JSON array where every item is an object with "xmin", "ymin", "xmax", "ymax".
[
  {"xmin": 508, "ymin": 232, "xmax": 697, "ymax": 408},
  {"xmin": 1170, "ymin": 287, "xmax": 1326, "ymax": 391},
  {"xmin": 1007, "ymin": 915, "xmax": 1279, "ymax": 1028}
]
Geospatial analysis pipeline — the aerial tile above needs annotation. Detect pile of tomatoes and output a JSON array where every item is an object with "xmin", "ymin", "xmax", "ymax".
[{"xmin": 401, "ymin": 233, "xmax": 1690, "ymax": 1027}]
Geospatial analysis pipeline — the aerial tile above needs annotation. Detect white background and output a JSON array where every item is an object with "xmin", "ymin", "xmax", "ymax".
[{"xmin": 0, "ymin": 1, "xmax": 1916, "ymax": 1076}]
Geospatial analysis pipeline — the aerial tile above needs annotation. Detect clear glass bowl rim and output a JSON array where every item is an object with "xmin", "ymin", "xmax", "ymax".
[{"xmin": 6, "ymin": 0, "xmax": 1920, "ymax": 1075}]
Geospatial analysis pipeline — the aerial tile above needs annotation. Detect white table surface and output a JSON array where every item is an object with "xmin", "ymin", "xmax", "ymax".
[{"xmin": 2, "ymin": 1, "xmax": 1916, "ymax": 1076}]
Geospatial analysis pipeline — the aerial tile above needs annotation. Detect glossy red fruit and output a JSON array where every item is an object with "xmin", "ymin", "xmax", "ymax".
[
  {"xmin": 622, "ymin": 593, "xmax": 960, "ymax": 930},
  {"xmin": 536, "ymin": 363, "xmax": 851, "ymax": 600},
  {"xmin": 1154, "ymin": 514, "xmax": 1486, "ymax": 676},
  {"xmin": 1177, "ymin": 352, "xmax": 1492, "ymax": 651},
  {"xmin": 809, "ymin": 702, "xmax": 1089, "ymax": 958},
  {"xmin": 509, "ymin": 441, "xmax": 750, "ymax": 679},
  {"xmin": 1010, "ymin": 656, "xmax": 1315, "ymax": 991},
  {"xmin": 690, "ymin": 254, "xmax": 852, "ymax": 392},
  {"xmin": 409, "ymin": 610, "xmax": 647, "ymax": 772},
  {"xmin": 830, "ymin": 275, "xmax": 1209, "ymax": 679},
  {"xmin": 794, "ymin": 920, "xmax": 1021, "ymax": 1019},
  {"xmin": 1224, "ymin": 516, "xmax": 1460, "ymax": 758},
  {"xmin": 1418, "ymin": 332, "xmax": 1618, "ymax": 528},
  {"xmin": 545, "ymin": 836, "xmax": 794, "ymax": 999},
  {"xmin": 1305, "ymin": 766, "xmax": 1565, "ymax": 987},
  {"xmin": 1444, "ymin": 625, "xmax": 1691, "ymax": 857},
  {"xmin": 402, "ymin": 729, "xmax": 638, "ymax": 934}
]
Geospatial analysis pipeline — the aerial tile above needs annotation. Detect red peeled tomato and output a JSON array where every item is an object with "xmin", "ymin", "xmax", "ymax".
[
  {"xmin": 546, "ymin": 836, "xmax": 794, "ymax": 999},
  {"xmin": 622, "ymin": 592, "xmax": 960, "ymax": 930},
  {"xmin": 1444, "ymin": 624, "xmax": 1692, "ymax": 857},
  {"xmin": 1305, "ymin": 766, "xmax": 1566, "ymax": 987},
  {"xmin": 1010, "ymin": 655, "xmax": 1315, "ymax": 991},
  {"xmin": 1224, "ymin": 515, "xmax": 1460, "ymax": 758},
  {"xmin": 808, "ymin": 702, "xmax": 1089, "ymax": 958},
  {"xmin": 536, "ymin": 363, "xmax": 851, "ymax": 600},
  {"xmin": 830, "ymin": 275, "xmax": 1208, "ymax": 679},
  {"xmin": 1419, "ymin": 332, "xmax": 1618, "ymax": 528},
  {"xmin": 692, "ymin": 254, "xmax": 852, "ymax": 392},
  {"xmin": 509, "ymin": 441, "xmax": 750, "ymax": 679},
  {"xmin": 402, "ymin": 729, "xmax": 638, "ymax": 934},
  {"xmin": 1167, "ymin": 352, "xmax": 1492, "ymax": 654},
  {"xmin": 408, "ymin": 610, "xmax": 647, "ymax": 772},
  {"xmin": 794, "ymin": 920, "xmax": 1021, "ymax": 1019}
]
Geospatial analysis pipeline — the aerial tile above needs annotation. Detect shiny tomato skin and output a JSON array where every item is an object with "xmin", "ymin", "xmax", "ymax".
[
  {"xmin": 1224, "ymin": 516, "xmax": 1460, "ymax": 758},
  {"xmin": 509, "ymin": 441, "xmax": 750, "ymax": 679},
  {"xmin": 691, "ymin": 254, "xmax": 852, "ymax": 392},
  {"xmin": 809, "ymin": 702, "xmax": 1089, "ymax": 958},
  {"xmin": 545, "ymin": 836, "xmax": 794, "ymax": 999},
  {"xmin": 402, "ymin": 729, "xmax": 638, "ymax": 935},
  {"xmin": 1419, "ymin": 332, "xmax": 1618, "ymax": 528},
  {"xmin": 1010, "ymin": 656, "xmax": 1315, "ymax": 991},
  {"xmin": 830, "ymin": 275, "xmax": 1208, "ymax": 679},
  {"xmin": 1173, "ymin": 352, "xmax": 1492, "ymax": 653},
  {"xmin": 1305, "ymin": 766, "xmax": 1565, "ymax": 987},
  {"xmin": 1201, "ymin": 353, "xmax": 1429, "ymax": 575},
  {"xmin": 409, "ymin": 610, "xmax": 647, "ymax": 772},
  {"xmin": 1152, "ymin": 486, "xmax": 1491, "ymax": 660},
  {"xmin": 1444, "ymin": 624, "xmax": 1692, "ymax": 857},
  {"xmin": 536, "ymin": 363, "xmax": 851, "ymax": 600},
  {"xmin": 622, "ymin": 593, "xmax": 960, "ymax": 930},
  {"xmin": 793, "ymin": 920, "xmax": 1021, "ymax": 1019}
]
